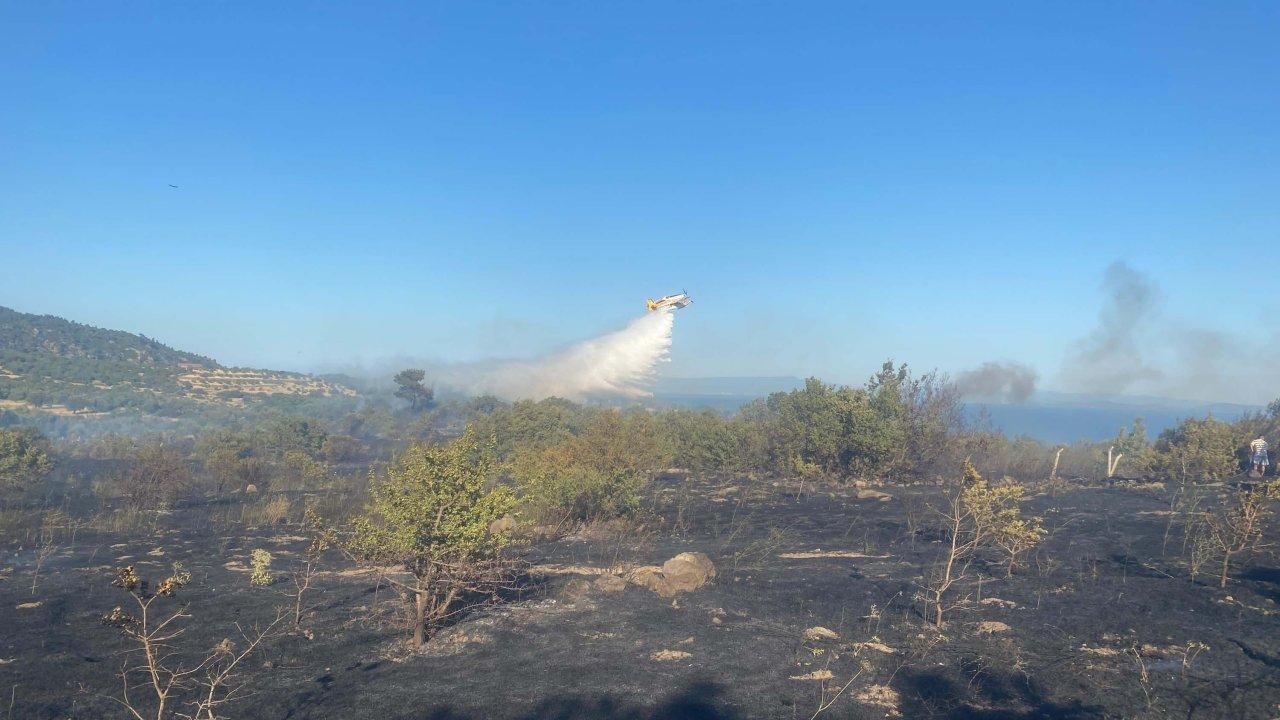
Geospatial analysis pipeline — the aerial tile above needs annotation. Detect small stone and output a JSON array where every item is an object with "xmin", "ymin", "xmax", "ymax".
[
  {"xmin": 790, "ymin": 669, "xmax": 834, "ymax": 681},
  {"xmin": 855, "ymin": 488, "xmax": 893, "ymax": 501},
  {"xmin": 488, "ymin": 515, "xmax": 517, "ymax": 534},
  {"xmin": 650, "ymin": 649, "xmax": 692, "ymax": 662},
  {"xmin": 975, "ymin": 621, "xmax": 1011, "ymax": 634},
  {"xmin": 804, "ymin": 626, "xmax": 840, "ymax": 641}
]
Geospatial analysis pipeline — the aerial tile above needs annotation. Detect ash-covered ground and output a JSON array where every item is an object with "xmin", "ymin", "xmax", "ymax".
[{"xmin": 4, "ymin": 477, "xmax": 1280, "ymax": 719}]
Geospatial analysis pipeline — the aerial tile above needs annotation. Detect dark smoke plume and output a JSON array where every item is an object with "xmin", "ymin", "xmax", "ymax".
[
  {"xmin": 1059, "ymin": 261, "xmax": 1279, "ymax": 404},
  {"xmin": 955, "ymin": 361, "xmax": 1037, "ymax": 403},
  {"xmin": 1061, "ymin": 261, "xmax": 1163, "ymax": 395}
]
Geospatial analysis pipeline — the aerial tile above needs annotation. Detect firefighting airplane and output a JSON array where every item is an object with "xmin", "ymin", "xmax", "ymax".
[{"xmin": 645, "ymin": 292, "xmax": 692, "ymax": 312}]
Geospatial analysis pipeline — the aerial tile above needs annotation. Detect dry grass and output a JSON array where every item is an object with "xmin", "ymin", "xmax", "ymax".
[
  {"xmin": 91, "ymin": 506, "xmax": 156, "ymax": 535},
  {"xmin": 242, "ymin": 495, "xmax": 292, "ymax": 528}
]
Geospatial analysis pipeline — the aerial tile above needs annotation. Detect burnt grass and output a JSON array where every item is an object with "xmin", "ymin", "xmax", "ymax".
[{"xmin": 4, "ymin": 476, "xmax": 1280, "ymax": 719}]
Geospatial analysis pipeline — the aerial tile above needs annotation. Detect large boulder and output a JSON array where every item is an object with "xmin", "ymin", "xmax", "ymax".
[
  {"xmin": 626, "ymin": 552, "xmax": 716, "ymax": 598},
  {"xmin": 661, "ymin": 552, "xmax": 717, "ymax": 593}
]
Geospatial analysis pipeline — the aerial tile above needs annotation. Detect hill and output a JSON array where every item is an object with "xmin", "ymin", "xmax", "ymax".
[{"xmin": 0, "ymin": 305, "xmax": 356, "ymax": 424}]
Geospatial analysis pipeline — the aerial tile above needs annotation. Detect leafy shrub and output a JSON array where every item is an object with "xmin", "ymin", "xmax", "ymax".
[
  {"xmin": 0, "ymin": 426, "xmax": 53, "ymax": 491},
  {"xmin": 512, "ymin": 411, "xmax": 665, "ymax": 526},
  {"xmin": 348, "ymin": 427, "xmax": 515, "ymax": 646},
  {"xmin": 1152, "ymin": 416, "xmax": 1238, "ymax": 483},
  {"xmin": 250, "ymin": 549, "xmax": 274, "ymax": 586}
]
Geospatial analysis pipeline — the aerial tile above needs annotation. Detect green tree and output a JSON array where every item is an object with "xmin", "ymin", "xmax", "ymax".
[
  {"xmin": 122, "ymin": 441, "xmax": 192, "ymax": 508},
  {"xmin": 393, "ymin": 369, "xmax": 434, "ymax": 413},
  {"xmin": 661, "ymin": 410, "xmax": 745, "ymax": 473},
  {"xmin": 349, "ymin": 428, "xmax": 514, "ymax": 646},
  {"xmin": 1153, "ymin": 416, "xmax": 1238, "ymax": 483},
  {"xmin": 511, "ymin": 411, "xmax": 666, "ymax": 526},
  {"xmin": 0, "ymin": 426, "xmax": 53, "ymax": 491},
  {"xmin": 1107, "ymin": 417, "xmax": 1153, "ymax": 477}
]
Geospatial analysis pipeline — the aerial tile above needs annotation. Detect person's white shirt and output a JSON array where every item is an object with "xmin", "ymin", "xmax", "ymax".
[{"xmin": 1251, "ymin": 438, "xmax": 1268, "ymax": 454}]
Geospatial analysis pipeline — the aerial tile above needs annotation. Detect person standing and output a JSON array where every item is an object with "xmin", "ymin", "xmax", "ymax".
[{"xmin": 1250, "ymin": 437, "xmax": 1269, "ymax": 476}]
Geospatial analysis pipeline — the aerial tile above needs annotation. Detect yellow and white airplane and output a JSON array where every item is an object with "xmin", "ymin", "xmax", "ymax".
[{"xmin": 645, "ymin": 292, "xmax": 692, "ymax": 311}]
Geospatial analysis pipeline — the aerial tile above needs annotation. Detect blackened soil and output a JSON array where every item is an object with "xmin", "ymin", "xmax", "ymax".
[{"xmin": 3, "ymin": 478, "xmax": 1279, "ymax": 719}]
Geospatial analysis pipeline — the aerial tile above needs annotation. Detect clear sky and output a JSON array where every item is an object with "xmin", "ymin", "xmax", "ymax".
[{"xmin": 2, "ymin": 2, "xmax": 1278, "ymax": 398}]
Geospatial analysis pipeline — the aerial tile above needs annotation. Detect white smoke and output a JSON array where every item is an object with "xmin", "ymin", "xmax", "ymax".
[{"xmin": 436, "ymin": 308, "xmax": 676, "ymax": 401}]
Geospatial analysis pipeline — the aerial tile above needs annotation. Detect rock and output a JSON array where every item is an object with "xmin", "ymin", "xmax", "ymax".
[
  {"xmin": 488, "ymin": 515, "xmax": 518, "ymax": 535},
  {"xmin": 244, "ymin": 484, "xmax": 259, "ymax": 494},
  {"xmin": 16, "ymin": 601, "xmax": 41, "ymax": 610},
  {"xmin": 975, "ymin": 621, "xmax": 1011, "ymax": 634},
  {"xmin": 626, "ymin": 553, "xmax": 717, "ymax": 598},
  {"xmin": 855, "ymin": 488, "xmax": 893, "ymax": 501},
  {"xmin": 803, "ymin": 626, "xmax": 840, "ymax": 641},
  {"xmin": 789, "ymin": 669, "xmax": 834, "ymax": 681},
  {"xmin": 660, "ymin": 552, "xmax": 717, "ymax": 593},
  {"xmin": 625, "ymin": 566, "xmax": 669, "ymax": 594},
  {"xmin": 561, "ymin": 578, "xmax": 592, "ymax": 601},
  {"xmin": 650, "ymin": 649, "xmax": 692, "ymax": 662},
  {"xmin": 593, "ymin": 574, "xmax": 627, "ymax": 594},
  {"xmin": 853, "ymin": 641, "xmax": 896, "ymax": 654},
  {"xmin": 854, "ymin": 684, "xmax": 902, "ymax": 716}
]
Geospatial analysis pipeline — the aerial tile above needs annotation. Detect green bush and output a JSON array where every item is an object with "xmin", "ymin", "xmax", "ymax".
[
  {"xmin": 511, "ymin": 411, "xmax": 666, "ymax": 526},
  {"xmin": 348, "ymin": 427, "xmax": 515, "ymax": 646},
  {"xmin": 0, "ymin": 426, "xmax": 53, "ymax": 491}
]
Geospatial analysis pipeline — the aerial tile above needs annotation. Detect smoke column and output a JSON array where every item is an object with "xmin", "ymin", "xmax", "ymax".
[
  {"xmin": 437, "ymin": 307, "xmax": 676, "ymax": 401},
  {"xmin": 1058, "ymin": 261, "xmax": 1279, "ymax": 403},
  {"xmin": 1061, "ymin": 261, "xmax": 1163, "ymax": 394},
  {"xmin": 955, "ymin": 361, "xmax": 1038, "ymax": 402}
]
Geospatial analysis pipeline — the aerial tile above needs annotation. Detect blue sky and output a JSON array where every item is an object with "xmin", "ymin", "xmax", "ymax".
[{"xmin": 2, "ymin": 2, "xmax": 1278, "ymax": 397}]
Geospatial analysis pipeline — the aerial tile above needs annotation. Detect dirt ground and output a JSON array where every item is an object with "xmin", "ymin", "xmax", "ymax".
[{"xmin": 3, "ymin": 477, "xmax": 1279, "ymax": 719}]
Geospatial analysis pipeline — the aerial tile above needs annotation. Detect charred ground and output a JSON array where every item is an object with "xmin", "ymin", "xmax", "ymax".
[{"xmin": 4, "ymin": 475, "xmax": 1279, "ymax": 720}]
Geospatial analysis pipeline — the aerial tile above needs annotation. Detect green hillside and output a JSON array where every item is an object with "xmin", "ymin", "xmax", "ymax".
[{"xmin": 0, "ymin": 306, "xmax": 356, "ymax": 420}]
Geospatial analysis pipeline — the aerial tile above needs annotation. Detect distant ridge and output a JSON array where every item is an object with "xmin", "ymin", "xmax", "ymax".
[
  {"xmin": 0, "ymin": 305, "xmax": 217, "ymax": 368},
  {"xmin": 0, "ymin": 305, "xmax": 355, "ymax": 420}
]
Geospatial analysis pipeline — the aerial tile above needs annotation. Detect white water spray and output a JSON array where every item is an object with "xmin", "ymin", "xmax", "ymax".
[{"xmin": 437, "ymin": 308, "xmax": 676, "ymax": 401}]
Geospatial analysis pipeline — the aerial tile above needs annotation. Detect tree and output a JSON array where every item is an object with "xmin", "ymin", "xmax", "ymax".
[
  {"xmin": 0, "ymin": 426, "xmax": 53, "ymax": 491},
  {"xmin": 348, "ymin": 428, "xmax": 514, "ymax": 646},
  {"xmin": 393, "ymin": 369, "xmax": 434, "ymax": 413},
  {"xmin": 1152, "ymin": 416, "xmax": 1237, "ymax": 483},
  {"xmin": 511, "ymin": 411, "xmax": 666, "ymax": 527},
  {"xmin": 122, "ymin": 442, "xmax": 191, "ymax": 508}
]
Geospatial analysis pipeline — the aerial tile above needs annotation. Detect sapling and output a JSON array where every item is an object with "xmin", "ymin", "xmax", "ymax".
[
  {"xmin": 249, "ymin": 550, "xmax": 273, "ymax": 587},
  {"xmin": 102, "ymin": 563, "xmax": 280, "ymax": 720},
  {"xmin": 924, "ymin": 462, "xmax": 1041, "ymax": 624},
  {"xmin": 1188, "ymin": 482, "xmax": 1277, "ymax": 587}
]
